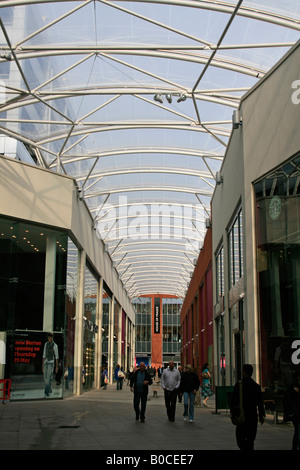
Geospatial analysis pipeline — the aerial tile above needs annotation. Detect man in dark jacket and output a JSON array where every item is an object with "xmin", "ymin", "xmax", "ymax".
[
  {"xmin": 130, "ymin": 362, "xmax": 153, "ymax": 422},
  {"xmin": 230, "ymin": 364, "xmax": 265, "ymax": 450}
]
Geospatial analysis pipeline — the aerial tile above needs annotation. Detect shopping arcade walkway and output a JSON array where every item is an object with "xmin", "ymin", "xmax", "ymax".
[{"xmin": 0, "ymin": 381, "xmax": 294, "ymax": 454}]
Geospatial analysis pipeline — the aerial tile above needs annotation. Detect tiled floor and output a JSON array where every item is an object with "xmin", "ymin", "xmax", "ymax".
[{"xmin": 0, "ymin": 382, "xmax": 294, "ymax": 454}]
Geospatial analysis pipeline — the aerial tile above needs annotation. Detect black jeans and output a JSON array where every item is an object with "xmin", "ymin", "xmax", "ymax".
[
  {"xmin": 164, "ymin": 390, "xmax": 178, "ymax": 421},
  {"xmin": 133, "ymin": 391, "xmax": 147, "ymax": 420},
  {"xmin": 236, "ymin": 420, "xmax": 258, "ymax": 450},
  {"xmin": 292, "ymin": 417, "xmax": 300, "ymax": 450}
]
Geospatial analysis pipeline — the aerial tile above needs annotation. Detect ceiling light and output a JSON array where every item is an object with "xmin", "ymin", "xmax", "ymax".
[
  {"xmin": 177, "ymin": 93, "xmax": 187, "ymax": 103},
  {"xmin": 166, "ymin": 93, "xmax": 172, "ymax": 103},
  {"xmin": 154, "ymin": 94, "xmax": 163, "ymax": 104}
]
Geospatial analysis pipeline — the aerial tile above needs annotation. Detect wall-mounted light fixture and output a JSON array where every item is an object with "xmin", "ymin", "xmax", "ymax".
[
  {"xmin": 216, "ymin": 171, "xmax": 223, "ymax": 185},
  {"xmin": 77, "ymin": 188, "xmax": 84, "ymax": 200},
  {"xmin": 205, "ymin": 217, "xmax": 212, "ymax": 229},
  {"xmin": 232, "ymin": 109, "xmax": 242, "ymax": 129}
]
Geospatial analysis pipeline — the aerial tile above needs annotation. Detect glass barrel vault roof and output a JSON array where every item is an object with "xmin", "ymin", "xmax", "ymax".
[{"xmin": 0, "ymin": 1, "xmax": 299, "ymax": 299}]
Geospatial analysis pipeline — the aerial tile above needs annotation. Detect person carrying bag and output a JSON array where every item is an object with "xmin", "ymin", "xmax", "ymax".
[
  {"xmin": 231, "ymin": 381, "xmax": 245, "ymax": 426},
  {"xmin": 230, "ymin": 364, "xmax": 265, "ymax": 450}
]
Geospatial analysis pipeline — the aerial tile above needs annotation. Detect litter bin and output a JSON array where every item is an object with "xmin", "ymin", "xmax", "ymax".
[{"xmin": 214, "ymin": 385, "xmax": 234, "ymax": 414}]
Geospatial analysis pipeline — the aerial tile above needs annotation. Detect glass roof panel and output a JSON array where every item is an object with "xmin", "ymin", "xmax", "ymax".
[{"xmin": 0, "ymin": 0, "xmax": 299, "ymax": 298}]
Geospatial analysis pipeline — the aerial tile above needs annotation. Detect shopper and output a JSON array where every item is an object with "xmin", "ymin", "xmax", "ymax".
[
  {"xmin": 230, "ymin": 364, "xmax": 265, "ymax": 451},
  {"xmin": 201, "ymin": 362, "xmax": 213, "ymax": 407},
  {"xmin": 114, "ymin": 364, "xmax": 124, "ymax": 390},
  {"xmin": 177, "ymin": 365, "xmax": 183, "ymax": 403},
  {"xmin": 130, "ymin": 362, "xmax": 153, "ymax": 422},
  {"xmin": 180, "ymin": 365, "xmax": 200, "ymax": 422},
  {"xmin": 42, "ymin": 332, "xmax": 59, "ymax": 398},
  {"xmin": 118, "ymin": 367, "xmax": 125, "ymax": 389},
  {"xmin": 160, "ymin": 361, "xmax": 181, "ymax": 422},
  {"xmin": 284, "ymin": 372, "xmax": 300, "ymax": 450},
  {"xmin": 101, "ymin": 366, "xmax": 108, "ymax": 389}
]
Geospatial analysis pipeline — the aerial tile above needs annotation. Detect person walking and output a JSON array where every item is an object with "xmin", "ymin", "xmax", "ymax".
[
  {"xmin": 130, "ymin": 362, "xmax": 153, "ymax": 422},
  {"xmin": 230, "ymin": 364, "xmax": 265, "ymax": 451},
  {"xmin": 181, "ymin": 365, "xmax": 200, "ymax": 422},
  {"xmin": 101, "ymin": 366, "xmax": 108, "ymax": 389},
  {"xmin": 160, "ymin": 361, "xmax": 181, "ymax": 422},
  {"xmin": 114, "ymin": 364, "xmax": 124, "ymax": 390},
  {"xmin": 284, "ymin": 371, "xmax": 300, "ymax": 450},
  {"xmin": 118, "ymin": 367, "xmax": 125, "ymax": 389},
  {"xmin": 177, "ymin": 365, "xmax": 183, "ymax": 403},
  {"xmin": 201, "ymin": 362, "xmax": 213, "ymax": 407}
]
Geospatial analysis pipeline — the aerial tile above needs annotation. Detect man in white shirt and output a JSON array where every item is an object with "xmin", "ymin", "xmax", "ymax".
[
  {"xmin": 42, "ymin": 332, "xmax": 59, "ymax": 398},
  {"xmin": 161, "ymin": 361, "xmax": 181, "ymax": 422}
]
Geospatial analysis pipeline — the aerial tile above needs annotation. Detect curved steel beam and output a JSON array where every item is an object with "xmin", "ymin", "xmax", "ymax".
[
  {"xmin": 113, "ymin": 0, "xmax": 300, "ymax": 31},
  {"xmin": 1, "ymin": 0, "xmax": 299, "ymax": 30},
  {"xmin": 84, "ymin": 185, "xmax": 213, "ymax": 198},
  {"xmin": 58, "ymin": 147, "xmax": 224, "ymax": 162},
  {"xmin": 4, "ymin": 48, "xmax": 266, "ymax": 78},
  {"xmin": 35, "ymin": 123, "xmax": 230, "ymax": 145},
  {"xmin": 76, "ymin": 167, "xmax": 215, "ymax": 181},
  {"xmin": 92, "ymin": 200, "xmax": 210, "ymax": 217}
]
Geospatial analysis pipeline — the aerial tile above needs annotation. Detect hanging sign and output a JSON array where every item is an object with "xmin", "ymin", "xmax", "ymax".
[{"xmin": 154, "ymin": 297, "xmax": 160, "ymax": 334}]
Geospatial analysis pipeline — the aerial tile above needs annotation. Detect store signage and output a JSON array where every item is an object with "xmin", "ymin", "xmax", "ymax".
[
  {"xmin": 13, "ymin": 338, "xmax": 42, "ymax": 365},
  {"xmin": 154, "ymin": 297, "xmax": 160, "ymax": 334}
]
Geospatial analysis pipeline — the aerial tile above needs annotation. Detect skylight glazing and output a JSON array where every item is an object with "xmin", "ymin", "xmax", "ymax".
[{"xmin": 0, "ymin": 0, "xmax": 299, "ymax": 298}]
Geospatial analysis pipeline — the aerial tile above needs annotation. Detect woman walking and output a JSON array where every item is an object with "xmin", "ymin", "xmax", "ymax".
[
  {"xmin": 201, "ymin": 363, "xmax": 213, "ymax": 407},
  {"xmin": 180, "ymin": 365, "xmax": 200, "ymax": 422}
]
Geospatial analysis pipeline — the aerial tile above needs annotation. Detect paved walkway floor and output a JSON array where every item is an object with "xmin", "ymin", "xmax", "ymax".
[{"xmin": 0, "ymin": 382, "xmax": 296, "ymax": 461}]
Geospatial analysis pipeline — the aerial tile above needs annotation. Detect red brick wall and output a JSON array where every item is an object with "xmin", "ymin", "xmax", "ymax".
[{"xmin": 180, "ymin": 228, "xmax": 213, "ymax": 373}]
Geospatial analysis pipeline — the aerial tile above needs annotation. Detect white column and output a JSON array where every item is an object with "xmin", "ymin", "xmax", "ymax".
[
  {"xmin": 125, "ymin": 315, "xmax": 128, "ymax": 372},
  {"xmin": 132, "ymin": 323, "xmax": 136, "ymax": 367},
  {"xmin": 118, "ymin": 304, "xmax": 122, "ymax": 366},
  {"xmin": 108, "ymin": 295, "xmax": 114, "ymax": 384},
  {"xmin": 43, "ymin": 234, "xmax": 56, "ymax": 332},
  {"xmin": 95, "ymin": 277, "xmax": 103, "ymax": 389},
  {"xmin": 74, "ymin": 249, "xmax": 86, "ymax": 396}
]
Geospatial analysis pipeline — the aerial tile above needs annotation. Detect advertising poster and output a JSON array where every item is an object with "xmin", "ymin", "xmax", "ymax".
[{"xmin": 7, "ymin": 330, "xmax": 64, "ymax": 400}]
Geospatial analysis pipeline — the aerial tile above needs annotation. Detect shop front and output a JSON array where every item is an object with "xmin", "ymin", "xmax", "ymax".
[
  {"xmin": 0, "ymin": 216, "xmax": 68, "ymax": 399},
  {"xmin": 254, "ymin": 152, "xmax": 300, "ymax": 393},
  {"xmin": 82, "ymin": 265, "xmax": 99, "ymax": 391},
  {"xmin": 0, "ymin": 156, "xmax": 136, "ymax": 400}
]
